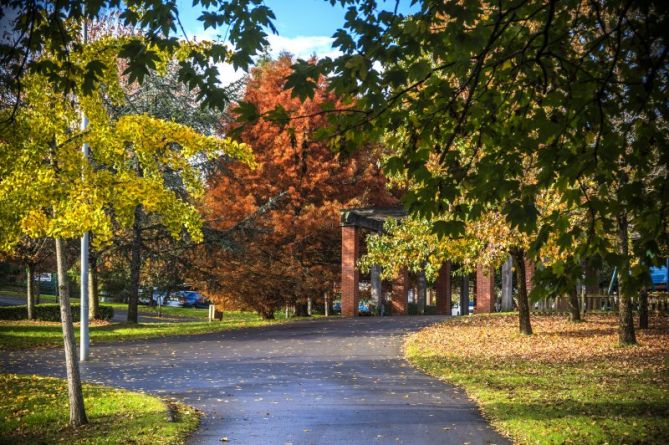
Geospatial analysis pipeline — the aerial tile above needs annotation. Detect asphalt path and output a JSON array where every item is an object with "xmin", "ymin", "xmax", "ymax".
[{"xmin": 1, "ymin": 316, "xmax": 509, "ymax": 445}]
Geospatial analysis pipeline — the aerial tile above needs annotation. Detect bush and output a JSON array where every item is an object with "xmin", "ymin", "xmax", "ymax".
[
  {"xmin": 0, "ymin": 304, "xmax": 113, "ymax": 321},
  {"xmin": 408, "ymin": 304, "xmax": 439, "ymax": 315}
]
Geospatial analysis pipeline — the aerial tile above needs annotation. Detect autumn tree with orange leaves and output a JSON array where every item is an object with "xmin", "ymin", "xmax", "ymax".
[{"xmin": 198, "ymin": 56, "xmax": 396, "ymax": 319}]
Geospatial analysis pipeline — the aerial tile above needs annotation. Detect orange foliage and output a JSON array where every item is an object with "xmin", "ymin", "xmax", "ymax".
[{"xmin": 199, "ymin": 55, "xmax": 396, "ymax": 318}]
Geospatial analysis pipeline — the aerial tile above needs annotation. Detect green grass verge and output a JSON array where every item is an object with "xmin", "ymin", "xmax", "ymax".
[
  {"xmin": 0, "ymin": 311, "xmax": 287, "ymax": 350},
  {"xmin": 0, "ymin": 373, "xmax": 198, "ymax": 445},
  {"xmin": 405, "ymin": 314, "xmax": 669, "ymax": 445}
]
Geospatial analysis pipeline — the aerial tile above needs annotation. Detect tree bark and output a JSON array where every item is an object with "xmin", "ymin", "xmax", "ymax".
[
  {"xmin": 416, "ymin": 270, "xmax": 427, "ymax": 315},
  {"xmin": 324, "ymin": 292, "xmax": 330, "ymax": 317},
  {"xmin": 616, "ymin": 213, "xmax": 637, "ymax": 345},
  {"xmin": 26, "ymin": 263, "xmax": 36, "ymax": 320},
  {"xmin": 568, "ymin": 286, "xmax": 581, "ymax": 322},
  {"xmin": 511, "ymin": 248, "xmax": 532, "ymax": 335},
  {"xmin": 501, "ymin": 256, "xmax": 514, "ymax": 312},
  {"xmin": 88, "ymin": 254, "xmax": 100, "ymax": 320},
  {"xmin": 460, "ymin": 274, "xmax": 469, "ymax": 316},
  {"xmin": 127, "ymin": 204, "xmax": 142, "ymax": 323},
  {"xmin": 55, "ymin": 238, "xmax": 88, "ymax": 426},
  {"xmin": 638, "ymin": 287, "xmax": 649, "ymax": 329}
]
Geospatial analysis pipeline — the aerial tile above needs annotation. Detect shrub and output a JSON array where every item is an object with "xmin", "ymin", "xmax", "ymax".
[{"xmin": 0, "ymin": 304, "xmax": 113, "ymax": 321}]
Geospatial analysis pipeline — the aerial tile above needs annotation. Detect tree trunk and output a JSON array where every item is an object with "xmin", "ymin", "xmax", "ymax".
[
  {"xmin": 568, "ymin": 286, "xmax": 581, "ymax": 322},
  {"xmin": 324, "ymin": 293, "xmax": 330, "ymax": 317},
  {"xmin": 616, "ymin": 213, "xmax": 637, "ymax": 345},
  {"xmin": 307, "ymin": 296, "xmax": 312, "ymax": 316},
  {"xmin": 26, "ymin": 263, "xmax": 36, "ymax": 320},
  {"xmin": 639, "ymin": 288, "xmax": 649, "ymax": 329},
  {"xmin": 127, "ymin": 205, "xmax": 142, "ymax": 323},
  {"xmin": 511, "ymin": 248, "xmax": 532, "ymax": 335},
  {"xmin": 501, "ymin": 256, "xmax": 514, "ymax": 312},
  {"xmin": 371, "ymin": 264, "xmax": 383, "ymax": 315},
  {"xmin": 55, "ymin": 238, "xmax": 88, "ymax": 426},
  {"xmin": 416, "ymin": 270, "xmax": 427, "ymax": 315},
  {"xmin": 88, "ymin": 254, "xmax": 100, "ymax": 320},
  {"xmin": 460, "ymin": 274, "xmax": 469, "ymax": 316}
]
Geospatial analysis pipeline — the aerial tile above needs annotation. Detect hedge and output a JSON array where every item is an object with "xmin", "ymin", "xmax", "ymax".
[
  {"xmin": 407, "ymin": 303, "xmax": 439, "ymax": 315},
  {"xmin": 0, "ymin": 304, "xmax": 113, "ymax": 322}
]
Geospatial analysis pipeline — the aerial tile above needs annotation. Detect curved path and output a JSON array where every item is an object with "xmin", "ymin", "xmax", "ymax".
[{"xmin": 1, "ymin": 316, "xmax": 508, "ymax": 445}]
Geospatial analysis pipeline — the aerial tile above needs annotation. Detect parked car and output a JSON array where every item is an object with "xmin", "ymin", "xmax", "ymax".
[
  {"xmin": 158, "ymin": 290, "xmax": 211, "ymax": 308},
  {"xmin": 358, "ymin": 301, "xmax": 373, "ymax": 316},
  {"xmin": 451, "ymin": 302, "xmax": 475, "ymax": 316}
]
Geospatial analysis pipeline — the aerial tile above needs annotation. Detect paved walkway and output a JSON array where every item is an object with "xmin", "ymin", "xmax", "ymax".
[{"xmin": 1, "ymin": 316, "xmax": 508, "ymax": 445}]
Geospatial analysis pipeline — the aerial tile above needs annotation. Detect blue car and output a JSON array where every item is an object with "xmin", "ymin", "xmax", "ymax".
[{"xmin": 650, "ymin": 265, "xmax": 668, "ymax": 290}]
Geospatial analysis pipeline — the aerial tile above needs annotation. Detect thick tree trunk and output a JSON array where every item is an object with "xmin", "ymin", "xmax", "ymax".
[
  {"xmin": 416, "ymin": 270, "xmax": 427, "ymax": 315},
  {"xmin": 511, "ymin": 248, "xmax": 532, "ymax": 335},
  {"xmin": 127, "ymin": 205, "xmax": 142, "ymax": 323},
  {"xmin": 55, "ymin": 238, "xmax": 88, "ymax": 426},
  {"xmin": 616, "ymin": 213, "xmax": 637, "ymax": 345},
  {"xmin": 460, "ymin": 274, "xmax": 469, "ymax": 316},
  {"xmin": 88, "ymin": 254, "xmax": 100, "ymax": 320},
  {"xmin": 501, "ymin": 256, "xmax": 514, "ymax": 312},
  {"xmin": 26, "ymin": 263, "xmax": 36, "ymax": 320},
  {"xmin": 639, "ymin": 288, "xmax": 649, "ymax": 329},
  {"xmin": 568, "ymin": 286, "xmax": 581, "ymax": 322}
]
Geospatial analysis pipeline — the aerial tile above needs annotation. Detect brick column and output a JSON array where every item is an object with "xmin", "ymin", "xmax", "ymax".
[
  {"xmin": 341, "ymin": 225, "xmax": 360, "ymax": 317},
  {"xmin": 476, "ymin": 264, "xmax": 495, "ymax": 313},
  {"xmin": 435, "ymin": 261, "xmax": 452, "ymax": 315},
  {"xmin": 391, "ymin": 268, "xmax": 409, "ymax": 315}
]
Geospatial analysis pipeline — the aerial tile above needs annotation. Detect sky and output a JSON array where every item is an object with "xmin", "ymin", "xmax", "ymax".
[{"xmin": 176, "ymin": 0, "xmax": 416, "ymax": 82}]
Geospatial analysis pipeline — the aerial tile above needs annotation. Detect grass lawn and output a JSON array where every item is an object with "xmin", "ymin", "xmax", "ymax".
[
  {"xmin": 0, "ymin": 311, "xmax": 290, "ymax": 350},
  {"xmin": 0, "ymin": 373, "xmax": 198, "ymax": 444},
  {"xmin": 405, "ymin": 314, "xmax": 669, "ymax": 445}
]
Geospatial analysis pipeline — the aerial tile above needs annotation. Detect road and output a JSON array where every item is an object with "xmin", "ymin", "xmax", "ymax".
[{"xmin": 1, "ymin": 316, "xmax": 509, "ymax": 445}]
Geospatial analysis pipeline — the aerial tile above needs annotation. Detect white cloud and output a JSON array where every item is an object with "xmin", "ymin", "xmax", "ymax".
[
  {"xmin": 190, "ymin": 34, "xmax": 341, "ymax": 85},
  {"xmin": 266, "ymin": 34, "xmax": 341, "ymax": 60}
]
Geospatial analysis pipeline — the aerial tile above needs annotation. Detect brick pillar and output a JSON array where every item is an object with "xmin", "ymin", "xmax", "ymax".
[
  {"xmin": 391, "ymin": 268, "xmax": 409, "ymax": 315},
  {"xmin": 435, "ymin": 261, "xmax": 452, "ymax": 315},
  {"xmin": 524, "ymin": 259, "xmax": 535, "ymax": 295},
  {"xmin": 476, "ymin": 264, "xmax": 495, "ymax": 313},
  {"xmin": 341, "ymin": 225, "xmax": 360, "ymax": 317}
]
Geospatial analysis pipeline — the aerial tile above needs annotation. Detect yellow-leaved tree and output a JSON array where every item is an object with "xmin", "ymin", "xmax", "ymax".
[{"xmin": 0, "ymin": 35, "xmax": 253, "ymax": 426}]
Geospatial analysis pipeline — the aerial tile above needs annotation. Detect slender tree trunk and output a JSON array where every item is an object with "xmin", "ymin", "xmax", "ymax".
[
  {"xmin": 55, "ymin": 238, "xmax": 88, "ymax": 426},
  {"xmin": 460, "ymin": 274, "xmax": 469, "ymax": 316},
  {"xmin": 616, "ymin": 213, "xmax": 637, "ymax": 345},
  {"xmin": 324, "ymin": 293, "xmax": 330, "ymax": 317},
  {"xmin": 511, "ymin": 248, "xmax": 532, "ymax": 335},
  {"xmin": 416, "ymin": 270, "xmax": 427, "ymax": 315},
  {"xmin": 501, "ymin": 256, "xmax": 514, "ymax": 312},
  {"xmin": 88, "ymin": 254, "xmax": 100, "ymax": 320},
  {"xmin": 638, "ymin": 288, "xmax": 649, "ymax": 329},
  {"xmin": 127, "ymin": 205, "xmax": 142, "ymax": 323},
  {"xmin": 26, "ymin": 263, "xmax": 36, "ymax": 320},
  {"xmin": 568, "ymin": 286, "xmax": 581, "ymax": 322}
]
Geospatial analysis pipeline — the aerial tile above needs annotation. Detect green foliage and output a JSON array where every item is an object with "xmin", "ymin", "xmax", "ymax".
[
  {"xmin": 0, "ymin": 373, "xmax": 199, "ymax": 444},
  {"xmin": 0, "ymin": 304, "xmax": 113, "ymax": 322},
  {"xmin": 297, "ymin": 1, "xmax": 669, "ymax": 296},
  {"xmin": 2, "ymin": 1, "xmax": 277, "ymax": 113}
]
